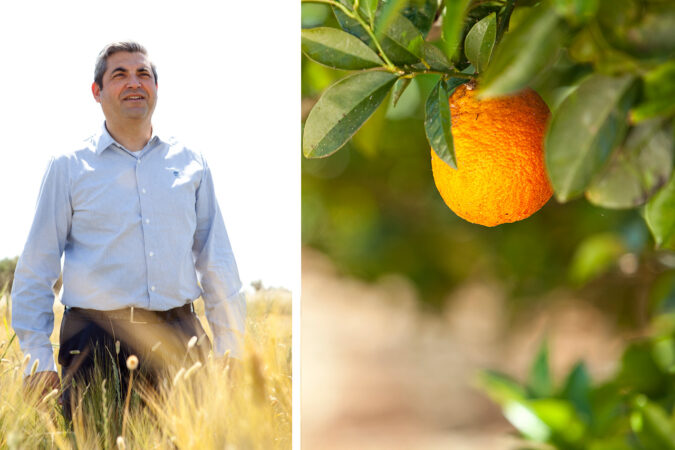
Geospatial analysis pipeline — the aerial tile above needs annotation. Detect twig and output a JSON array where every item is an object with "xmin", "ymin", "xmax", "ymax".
[{"xmin": 495, "ymin": 0, "xmax": 516, "ymax": 44}]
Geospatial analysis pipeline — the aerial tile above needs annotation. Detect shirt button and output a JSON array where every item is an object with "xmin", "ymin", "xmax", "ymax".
[
  {"xmin": 142, "ymin": 188, "xmax": 147, "ymax": 194},
  {"xmin": 149, "ymin": 251, "xmax": 154, "ymax": 257},
  {"xmin": 137, "ymin": 159, "xmax": 141, "ymax": 164},
  {"xmin": 151, "ymin": 286, "xmax": 156, "ymax": 292},
  {"xmin": 145, "ymin": 219, "xmax": 150, "ymax": 224}
]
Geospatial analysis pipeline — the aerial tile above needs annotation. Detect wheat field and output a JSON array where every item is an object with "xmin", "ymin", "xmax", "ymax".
[{"xmin": 0, "ymin": 288, "xmax": 292, "ymax": 449}]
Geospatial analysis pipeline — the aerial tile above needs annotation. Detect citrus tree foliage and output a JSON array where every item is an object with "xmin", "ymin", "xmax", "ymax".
[
  {"xmin": 301, "ymin": 0, "xmax": 675, "ymax": 244},
  {"xmin": 302, "ymin": 0, "xmax": 675, "ymax": 447}
]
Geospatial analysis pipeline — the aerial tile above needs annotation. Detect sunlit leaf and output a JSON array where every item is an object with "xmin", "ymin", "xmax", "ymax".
[
  {"xmin": 529, "ymin": 398, "xmax": 586, "ymax": 443},
  {"xmin": 586, "ymin": 121, "xmax": 673, "ymax": 209},
  {"xmin": 303, "ymin": 71, "xmax": 397, "ymax": 158},
  {"xmin": 441, "ymin": 0, "xmax": 471, "ymax": 61},
  {"xmin": 503, "ymin": 401, "xmax": 551, "ymax": 442},
  {"xmin": 425, "ymin": 79, "xmax": 456, "ymax": 168},
  {"xmin": 545, "ymin": 74, "xmax": 639, "ymax": 202},
  {"xmin": 646, "ymin": 171, "xmax": 675, "ymax": 250},
  {"xmin": 302, "ymin": 27, "xmax": 384, "ymax": 70},
  {"xmin": 480, "ymin": 5, "xmax": 570, "ymax": 98},
  {"xmin": 464, "ymin": 12, "xmax": 496, "ymax": 73}
]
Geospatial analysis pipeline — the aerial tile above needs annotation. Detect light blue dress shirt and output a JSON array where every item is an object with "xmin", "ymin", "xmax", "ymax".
[{"xmin": 11, "ymin": 124, "xmax": 245, "ymax": 375}]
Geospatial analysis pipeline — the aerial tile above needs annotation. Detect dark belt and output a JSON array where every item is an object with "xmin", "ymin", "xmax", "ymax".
[{"xmin": 68, "ymin": 303, "xmax": 194, "ymax": 324}]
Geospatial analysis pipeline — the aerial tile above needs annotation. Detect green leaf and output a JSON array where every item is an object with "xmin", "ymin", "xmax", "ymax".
[
  {"xmin": 529, "ymin": 398, "xmax": 586, "ymax": 444},
  {"xmin": 379, "ymin": 14, "xmax": 425, "ymax": 64},
  {"xmin": 419, "ymin": 42, "xmax": 453, "ymax": 71},
  {"xmin": 646, "ymin": 170, "xmax": 675, "ymax": 250},
  {"xmin": 332, "ymin": 2, "xmax": 374, "ymax": 46},
  {"xmin": 651, "ymin": 337, "xmax": 675, "ymax": 373},
  {"xmin": 333, "ymin": 4, "xmax": 425, "ymax": 65},
  {"xmin": 503, "ymin": 401, "xmax": 552, "ymax": 442},
  {"xmin": 631, "ymin": 61, "xmax": 675, "ymax": 123},
  {"xmin": 391, "ymin": 77, "xmax": 412, "ymax": 107},
  {"xmin": 441, "ymin": 0, "xmax": 471, "ymax": 61},
  {"xmin": 545, "ymin": 74, "xmax": 639, "ymax": 202},
  {"xmin": 362, "ymin": 0, "xmax": 379, "ymax": 23},
  {"xmin": 303, "ymin": 71, "xmax": 398, "ymax": 158},
  {"xmin": 561, "ymin": 362, "xmax": 592, "ymax": 422},
  {"xmin": 586, "ymin": 120, "xmax": 674, "ymax": 209},
  {"xmin": 617, "ymin": 342, "xmax": 666, "ymax": 396},
  {"xmin": 475, "ymin": 370, "xmax": 528, "ymax": 405},
  {"xmin": 464, "ymin": 12, "xmax": 496, "ymax": 73},
  {"xmin": 597, "ymin": 1, "xmax": 675, "ymax": 59},
  {"xmin": 568, "ymin": 233, "xmax": 625, "ymax": 286},
  {"xmin": 301, "ymin": 27, "xmax": 385, "ymax": 70},
  {"xmin": 552, "ymin": 0, "xmax": 599, "ymax": 25},
  {"xmin": 425, "ymin": 79, "xmax": 456, "ymax": 168},
  {"xmin": 479, "ymin": 4, "xmax": 570, "ymax": 98},
  {"xmin": 374, "ymin": 0, "xmax": 409, "ymax": 39},
  {"xmin": 401, "ymin": 0, "xmax": 439, "ymax": 38},
  {"xmin": 528, "ymin": 339, "xmax": 553, "ymax": 398},
  {"xmin": 633, "ymin": 398, "xmax": 675, "ymax": 450}
]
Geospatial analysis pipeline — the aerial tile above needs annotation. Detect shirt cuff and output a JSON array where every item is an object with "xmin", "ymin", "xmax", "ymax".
[
  {"xmin": 204, "ymin": 290, "xmax": 246, "ymax": 360},
  {"xmin": 22, "ymin": 346, "xmax": 57, "ymax": 376},
  {"xmin": 213, "ymin": 328, "xmax": 245, "ymax": 360}
]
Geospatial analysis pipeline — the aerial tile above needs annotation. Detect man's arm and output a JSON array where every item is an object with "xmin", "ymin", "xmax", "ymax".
[
  {"xmin": 12, "ymin": 156, "xmax": 72, "ymax": 376},
  {"xmin": 192, "ymin": 156, "xmax": 246, "ymax": 359}
]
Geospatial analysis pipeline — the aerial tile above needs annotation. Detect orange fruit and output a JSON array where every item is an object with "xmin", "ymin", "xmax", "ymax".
[{"xmin": 431, "ymin": 82, "xmax": 553, "ymax": 227}]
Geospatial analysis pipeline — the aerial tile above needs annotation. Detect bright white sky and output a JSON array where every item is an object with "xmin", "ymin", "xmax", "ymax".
[{"xmin": 0, "ymin": 1, "xmax": 299, "ymax": 292}]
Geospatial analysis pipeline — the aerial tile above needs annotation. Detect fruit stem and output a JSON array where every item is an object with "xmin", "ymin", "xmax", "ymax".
[{"xmin": 402, "ymin": 70, "xmax": 473, "ymax": 79}]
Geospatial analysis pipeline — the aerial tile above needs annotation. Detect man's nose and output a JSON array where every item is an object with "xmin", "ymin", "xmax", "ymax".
[{"xmin": 126, "ymin": 76, "xmax": 142, "ymax": 88}]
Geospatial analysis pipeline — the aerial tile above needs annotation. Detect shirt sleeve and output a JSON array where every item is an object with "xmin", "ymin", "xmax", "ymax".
[
  {"xmin": 192, "ymin": 155, "xmax": 246, "ymax": 359},
  {"xmin": 11, "ymin": 156, "xmax": 72, "ymax": 375}
]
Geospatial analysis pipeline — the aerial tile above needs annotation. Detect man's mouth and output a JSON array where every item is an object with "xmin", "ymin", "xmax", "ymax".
[{"xmin": 124, "ymin": 95, "xmax": 145, "ymax": 101}]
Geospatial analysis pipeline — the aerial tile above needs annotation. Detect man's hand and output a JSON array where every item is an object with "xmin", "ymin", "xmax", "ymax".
[{"xmin": 23, "ymin": 371, "xmax": 61, "ymax": 404}]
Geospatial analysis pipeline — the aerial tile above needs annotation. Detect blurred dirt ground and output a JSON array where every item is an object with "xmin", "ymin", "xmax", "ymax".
[{"xmin": 301, "ymin": 247, "xmax": 626, "ymax": 449}]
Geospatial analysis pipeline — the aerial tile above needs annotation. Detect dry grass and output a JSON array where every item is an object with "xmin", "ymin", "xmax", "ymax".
[{"xmin": 0, "ymin": 288, "xmax": 291, "ymax": 449}]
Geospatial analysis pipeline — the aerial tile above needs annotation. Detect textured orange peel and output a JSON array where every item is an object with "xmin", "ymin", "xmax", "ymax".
[{"xmin": 431, "ymin": 83, "xmax": 553, "ymax": 227}]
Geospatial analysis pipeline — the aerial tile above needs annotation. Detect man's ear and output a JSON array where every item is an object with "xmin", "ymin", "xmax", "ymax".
[{"xmin": 92, "ymin": 82, "xmax": 101, "ymax": 103}]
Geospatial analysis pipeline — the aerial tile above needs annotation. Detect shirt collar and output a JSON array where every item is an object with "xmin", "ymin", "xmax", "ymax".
[{"xmin": 94, "ymin": 122, "xmax": 165, "ymax": 155}]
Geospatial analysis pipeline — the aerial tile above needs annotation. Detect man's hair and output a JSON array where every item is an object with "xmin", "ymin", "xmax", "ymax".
[{"xmin": 94, "ymin": 41, "xmax": 158, "ymax": 89}]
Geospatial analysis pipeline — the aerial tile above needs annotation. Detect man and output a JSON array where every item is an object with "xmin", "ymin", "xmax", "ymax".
[{"xmin": 11, "ymin": 42, "xmax": 245, "ymax": 418}]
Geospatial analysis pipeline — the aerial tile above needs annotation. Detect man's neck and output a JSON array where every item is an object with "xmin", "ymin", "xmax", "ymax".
[{"xmin": 105, "ymin": 120, "xmax": 152, "ymax": 152}]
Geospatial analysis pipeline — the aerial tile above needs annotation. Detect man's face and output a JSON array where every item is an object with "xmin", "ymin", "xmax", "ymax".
[{"xmin": 92, "ymin": 51, "xmax": 157, "ymax": 124}]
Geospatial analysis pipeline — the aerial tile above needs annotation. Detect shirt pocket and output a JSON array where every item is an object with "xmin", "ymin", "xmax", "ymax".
[{"xmin": 158, "ymin": 165, "xmax": 200, "ymax": 224}]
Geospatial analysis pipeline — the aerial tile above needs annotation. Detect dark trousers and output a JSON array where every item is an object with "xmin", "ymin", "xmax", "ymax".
[{"xmin": 58, "ymin": 306, "xmax": 211, "ymax": 422}]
